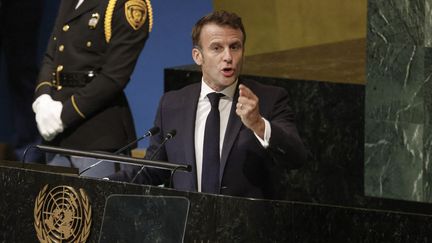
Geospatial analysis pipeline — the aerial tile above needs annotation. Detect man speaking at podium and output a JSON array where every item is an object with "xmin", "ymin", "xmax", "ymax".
[
  {"xmin": 32, "ymin": 0, "xmax": 152, "ymax": 177},
  {"xmin": 111, "ymin": 10, "xmax": 307, "ymax": 200}
]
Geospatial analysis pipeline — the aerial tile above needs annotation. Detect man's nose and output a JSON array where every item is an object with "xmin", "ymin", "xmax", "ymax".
[{"xmin": 223, "ymin": 49, "xmax": 233, "ymax": 63}]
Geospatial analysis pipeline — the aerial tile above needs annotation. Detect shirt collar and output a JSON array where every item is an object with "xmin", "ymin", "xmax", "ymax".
[{"xmin": 200, "ymin": 78, "xmax": 237, "ymax": 100}]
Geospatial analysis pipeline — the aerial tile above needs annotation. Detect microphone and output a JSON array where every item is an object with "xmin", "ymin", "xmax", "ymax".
[
  {"xmin": 130, "ymin": 129, "xmax": 176, "ymax": 183},
  {"xmin": 149, "ymin": 129, "xmax": 176, "ymax": 161},
  {"xmin": 114, "ymin": 126, "xmax": 160, "ymax": 155},
  {"xmin": 78, "ymin": 126, "xmax": 160, "ymax": 176}
]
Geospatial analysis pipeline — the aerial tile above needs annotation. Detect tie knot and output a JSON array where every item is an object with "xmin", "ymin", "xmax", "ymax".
[{"xmin": 207, "ymin": 92, "xmax": 224, "ymax": 108}]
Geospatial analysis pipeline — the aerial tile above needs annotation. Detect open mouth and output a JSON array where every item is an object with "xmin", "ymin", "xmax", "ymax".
[{"xmin": 221, "ymin": 67, "xmax": 235, "ymax": 77}]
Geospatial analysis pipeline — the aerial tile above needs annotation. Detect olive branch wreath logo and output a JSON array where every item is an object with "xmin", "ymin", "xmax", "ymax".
[{"xmin": 34, "ymin": 185, "xmax": 92, "ymax": 243}]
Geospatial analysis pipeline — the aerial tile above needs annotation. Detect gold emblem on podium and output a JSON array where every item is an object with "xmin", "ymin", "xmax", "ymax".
[{"xmin": 34, "ymin": 185, "xmax": 92, "ymax": 243}]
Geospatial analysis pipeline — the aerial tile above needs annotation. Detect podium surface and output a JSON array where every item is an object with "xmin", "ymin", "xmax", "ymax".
[
  {"xmin": 1, "ymin": 162, "xmax": 432, "ymax": 242},
  {"xmin": 99, "ymin": 195, "xmax": 189, "ymax": 243}
]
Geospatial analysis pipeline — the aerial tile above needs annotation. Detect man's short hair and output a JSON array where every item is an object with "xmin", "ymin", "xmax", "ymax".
[{"xmin": 192, "ymin": 10, "xmax": 246, "ymax": 48}]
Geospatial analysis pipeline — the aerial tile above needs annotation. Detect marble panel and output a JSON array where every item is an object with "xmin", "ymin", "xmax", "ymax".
[
  {"xmin": 365, "ymin": 41, "xmax": 426, "ymax": 203},
  {"xmin": 423, "ymin": 47, "xmax": 432, "ymax": 202},
  {"xmin": 425, "ymin": 0, "xmax": 432, "ymax": 47},
  {"xmin": 366, "ymin": 0, "xmax": 432, "ymax": 203},
  {"xmin": 368, "ymin": 0, "xmax": 424, "ymax": 46},
  {"xmin": 291, "ymin": 202, "xmax": 432, "ymax": 242},
  {"xmin": 365, "ymin": 119, "xmax": 424, "ymax": 201},
  {"xmin": 366, "ymin": 43, "xmax": 424, "ymax": 123}
]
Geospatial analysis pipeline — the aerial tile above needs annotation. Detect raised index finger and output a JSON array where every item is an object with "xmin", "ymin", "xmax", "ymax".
[{"xmin": 239, "ymin": 84, "xmax": 257, "ymax": 100}]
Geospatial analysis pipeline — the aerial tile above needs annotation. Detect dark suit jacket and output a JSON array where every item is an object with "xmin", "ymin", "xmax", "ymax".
[
  {"xmin": 34, "ymin": 0, "xmax": 150, "ymax": 150},
  {"xmin": 112, "ymin": 79, "xmax": 307, "ymax": 199}
]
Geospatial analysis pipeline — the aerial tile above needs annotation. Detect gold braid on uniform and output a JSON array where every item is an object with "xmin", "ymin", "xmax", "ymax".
[
  {"xmin": 35, "ymin": 81, "xmax": 53, "ymax": 92},
  {"xmin": 144, "ymin": 0, "xmax": 153, "ymax": 32},
  {"xmin": 71, "ymin": 95, "xmax": 86, "ymax": 119},
  {"xmin": 104, "ymin": 0, "xmax": 118, "ymax": 43}
]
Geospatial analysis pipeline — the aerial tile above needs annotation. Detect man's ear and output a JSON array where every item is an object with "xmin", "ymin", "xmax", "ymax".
[{"xmin": 192, "ymin": 47, "xmax": 203, "ymax": 65}]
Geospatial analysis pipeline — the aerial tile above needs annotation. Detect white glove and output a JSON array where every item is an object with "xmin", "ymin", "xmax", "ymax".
[{"xmin": 32, "ymin": 94, "xmax": 64, "ymax": 141}]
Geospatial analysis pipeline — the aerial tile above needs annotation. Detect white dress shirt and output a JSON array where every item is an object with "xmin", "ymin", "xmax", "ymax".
[{"xmin": 194, "ymin": 79, "xmax": 271, "ymax": 192}]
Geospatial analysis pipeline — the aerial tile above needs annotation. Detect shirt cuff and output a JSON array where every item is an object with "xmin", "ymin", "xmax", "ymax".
[{"xmin": 254, "ymin": 117, "xmax": 271, "ymax": 148}]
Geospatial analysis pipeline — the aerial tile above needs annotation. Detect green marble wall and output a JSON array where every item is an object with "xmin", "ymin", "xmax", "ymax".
[{"xmin": 365, "ymin": 0, "xmax": 432, "ymax": 202}]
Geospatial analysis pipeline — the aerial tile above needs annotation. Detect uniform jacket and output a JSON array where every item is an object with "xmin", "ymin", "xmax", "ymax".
[
  {"xmin": 112, "ymin": 79, "xmax": 307, "ymax": 200},
  {"xmin": 34, "ymin": 0, "xmax": 151, "ymax": 150}
]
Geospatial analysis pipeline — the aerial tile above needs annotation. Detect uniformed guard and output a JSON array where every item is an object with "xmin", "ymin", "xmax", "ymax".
[{"xmin": 32, "ymin": 0, "xmax": 153, "ymax": 177}]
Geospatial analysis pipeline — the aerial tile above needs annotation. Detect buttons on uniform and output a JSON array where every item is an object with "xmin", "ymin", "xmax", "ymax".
[
  {"xmin": 59, "ymin": 45, "xmax": 65, "ymax": 52},
  {"xmin": 53, "ymin": 36, "xmax": 57, "ymax": 41},
  {"xmin": 63, "ymin": 25, "xmax": 70, "ymax": 31},
  {"xmin": 55, "ymin": 66, "xmax": 63, "ymax": 91},
  {"xmin": 86, "ymin": 41, "xmax": 92, "ymax": 47}
]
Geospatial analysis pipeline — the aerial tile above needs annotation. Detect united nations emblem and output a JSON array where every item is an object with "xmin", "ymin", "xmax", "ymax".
[
  {"xmin": 125, "ymin": 0, "xmax": 147, "ymax": 30},
  {"xmin": 34, "ymin": 185, "xmax": 92, "ymax": 243}
]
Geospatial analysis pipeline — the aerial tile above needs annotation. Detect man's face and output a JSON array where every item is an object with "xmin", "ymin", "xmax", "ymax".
[{"xmin": 192, "ymin": 23, "xmax": 244, "ymax": 91}]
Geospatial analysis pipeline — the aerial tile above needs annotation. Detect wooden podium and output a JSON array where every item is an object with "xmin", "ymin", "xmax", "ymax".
[{"xmin": 1, "ymin": 161, "xmax": 431, "ymax": 242}]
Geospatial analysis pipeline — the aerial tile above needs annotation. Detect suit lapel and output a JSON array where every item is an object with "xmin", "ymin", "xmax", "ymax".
[
  {"xmin": 219, "ymin": 82, "xmax": 243, "ymax": 182},
  {"xmin": 65, "ymin": 0, "xmax": 100, "ymax": 23},
  {"xmin": 181, "ymin": 84, "xmax": 201, "ymax": 191}
]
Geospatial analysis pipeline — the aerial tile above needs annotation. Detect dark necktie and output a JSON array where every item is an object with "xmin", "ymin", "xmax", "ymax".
[{"xmin": 202, "ymin": 92, "xmax": 224, "ymax": 193}]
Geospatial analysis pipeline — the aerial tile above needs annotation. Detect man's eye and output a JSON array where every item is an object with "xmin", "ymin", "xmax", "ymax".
[
  {"xmin": 231, "ymin": 44, "xmax": 242, "ymax": 50},
  {"xmin": 212, "ymin": 46, "xmax": 222, "ymax": 51}
]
